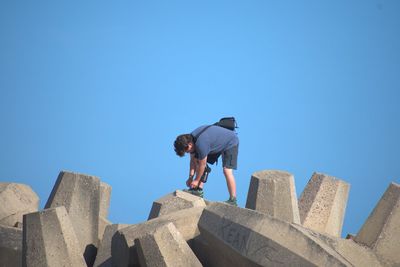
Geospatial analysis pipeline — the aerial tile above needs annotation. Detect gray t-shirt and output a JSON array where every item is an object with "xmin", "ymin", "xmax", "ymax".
[{"xmin": 191, "ymin": 125, "xmax": 239, "ymax": 160}]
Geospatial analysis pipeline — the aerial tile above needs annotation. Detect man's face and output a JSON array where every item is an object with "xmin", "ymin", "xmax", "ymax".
[{"xmin": 185, "ymin": 142, "xmax": 195, "ymax": 154}]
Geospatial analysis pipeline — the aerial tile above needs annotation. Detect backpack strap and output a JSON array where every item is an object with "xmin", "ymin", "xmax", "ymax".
[{"xmin": 191, "ymin": 125, "xmax": 213, "ymax": 143}]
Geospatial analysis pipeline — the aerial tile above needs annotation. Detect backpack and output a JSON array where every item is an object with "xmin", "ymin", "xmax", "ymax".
[
  {"xmin": 214, "ymin": 117, "xmax": 238, "ymax": 131},
  {"xmin": 192, "ymin": 117, "xmax": 238, "ymax": 165}
]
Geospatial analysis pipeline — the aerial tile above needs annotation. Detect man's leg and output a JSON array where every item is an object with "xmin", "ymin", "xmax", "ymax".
[
  {"xmin": 198, "ymin": 182, "xmax": 204, "ymax": 189},
  {"xmin": 222, "ymin": 145, "xmax": 238, "ymax": 201},
  {"xmin": 223, "ymin": 167, "xmax": 236, "ymax": 198},
  {"xmin": 193, "ymin": 159, "xmax": 205, "ymax": 189}
]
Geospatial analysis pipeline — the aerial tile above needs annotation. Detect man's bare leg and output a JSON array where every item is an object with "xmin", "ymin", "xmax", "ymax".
[
  {"xmin": 198, "ymin": 182, "xmax": 204, "ymax": 189},
  {"xmin": 223, "ymin": 167, "xmax": 236, "ymax": 198}
]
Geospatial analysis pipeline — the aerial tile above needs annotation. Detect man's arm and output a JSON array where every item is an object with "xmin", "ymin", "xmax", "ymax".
[
  {"xmin": 189, "ymin": 153, "xmax": 196, "ymax": 177},
  {"xmin": 186, "ymin": 153, "xmax": 197, "ymax": 187}
]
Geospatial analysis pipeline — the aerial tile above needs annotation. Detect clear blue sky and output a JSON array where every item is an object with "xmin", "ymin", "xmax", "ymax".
[{"xmin": 1, "ymin": 1, "xmax": 399, "ymax": 237}]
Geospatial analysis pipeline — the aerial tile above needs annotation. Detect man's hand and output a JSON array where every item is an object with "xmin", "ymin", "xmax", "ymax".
[
  {"xmin": 190, "ymin": 179, "xmax": 200, "ymax": 189},
  {"xmin": 186, "ymin": 177, "xmax": 193, "ymax": 187}
]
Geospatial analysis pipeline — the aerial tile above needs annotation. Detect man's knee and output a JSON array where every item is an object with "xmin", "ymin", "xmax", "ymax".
[{"xmin": 223, "ymin": 167, "xmax": 233, "ymax": 176}]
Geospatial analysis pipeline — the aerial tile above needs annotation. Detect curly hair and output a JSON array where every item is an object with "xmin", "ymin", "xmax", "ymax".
[{"xmin": 174, "ymin": 134, "xmax": 194, "ymax": 157}]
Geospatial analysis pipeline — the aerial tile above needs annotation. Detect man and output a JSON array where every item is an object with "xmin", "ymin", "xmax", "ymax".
[{"xmin": 174, "ymin": 124, "xmax": 239, "ymax": 205}]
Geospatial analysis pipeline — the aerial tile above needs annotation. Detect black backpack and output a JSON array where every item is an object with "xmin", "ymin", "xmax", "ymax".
[{"xmin": 214, "ymin": 117, "xmax": 238, "ymax": 131}]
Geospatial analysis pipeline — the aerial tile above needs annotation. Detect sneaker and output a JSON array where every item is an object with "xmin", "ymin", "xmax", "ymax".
[
  {"xmin": 225, "ymin": 197, "xmax": 237, "ymax": 206},
  {"xmin": 183, "ymin": 188, "xmax": 204, "ymax": 198}
]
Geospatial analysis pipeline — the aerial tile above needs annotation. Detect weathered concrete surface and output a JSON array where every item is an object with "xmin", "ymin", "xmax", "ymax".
[
  {"xmin": 22, "ymin": 206, "xmax": 86, "ymax": 267},
  {"xmin": 98, "ymin": 217, "xmax": 112, "ymax": 244},
  {"xmin": 297, "ymin": 225, "xmax": 383, "ymax": 267},
  {"xmin": 0, "ymin": 183, "xmax": 39, "ymax": 227},
  {"xmin": 94, "ymin": 224, "xmax": 129, "ymax": 267},
  {"xmin": 135, "ymin": 222, "xmax": 202, "ymax": 267},
  {"xmin": 197, "ymin": 202, "xmax": 352, "ymax": 267},
  {"xmin": 245, "ymin": 170, "xmax": 300, "ymax": 224},
  {"xmin": 148, "ymin": 190, "xmax": 206, "ymax": 220},
  {"xmin": 14, "ymin": 222, "xmax": 23, "ymax": 229},
  {"xmin": 0, "ymin": 225, "xmax": 22, "ymax": 267},
  {"xmin": 192, "ymin": 233, "xmax": 258, "ymax": 267},
  {"xmin": 298, "ymin": 172, "xmax": 350, "ymax": 237},
  {"xmin": 99, "ymin": 182, "xmax": 112, "ymax": 219},
  {"xmin": 112, "ymin": 206, "xmax": 205, "ymax": 267},
  {"xmin": 354, "ymin": 182, "xmax": 400, "ymax": 266},
  {"xmin": 45, "ymin": 170, "xmax": 101, "ymax": 266}
]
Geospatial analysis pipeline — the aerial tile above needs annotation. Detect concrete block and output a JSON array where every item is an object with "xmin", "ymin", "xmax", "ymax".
[
  {"xmin": 0, "ymin": 225, "xmax": 22, "ymax": 267},
  {"xmin": 94, "ymin": 224, "xmax": 129, "ymax": 267},
  {"xmin": 22, "ymin": 206, "xmax": 86, "ymax": 267},
  {"xmin": 0, "ymin": 183, "xmax": 39, "ymax": 227},
  {"xmin": 112, "ymin": 206, "xmax": 205, "ymax": 267},
  {"xmin": 99, "ymin": 182, "xmax": 111, "ymax": 219},
  {"xmin": 354, "ymin": 182, "xmax": 400, "ymax": 266},
  {"xmin": 148, "ymin": 190, "xmax": 206, "ymax": 220},
  {"xmin": 245, "ymin": 170, "xmax": 300, "ymax": 224},
  {"xmin": 45, "ymin": 170, "xmax": 101, "ymax": 266},
  {"xmin": 14, "ymin": 222, "xmax": 23, "ymax": 229},
  {"xmin": 298, "ymin": 172, "xmax": 350, "ymax": 237},
  {"xmin": 298, "ymin": 225, "xmax": 383, "ymax": 267},
  {"xmin": 135, "ymin": 222, "xmax": 202, "ymax": 267},
  {"xmin": 98, "ymin": 217, "xmax": 112, "ymax": 244},
  {"xmin": 197, "ymin": 202, "xmax": 352, "ymax": 267}
]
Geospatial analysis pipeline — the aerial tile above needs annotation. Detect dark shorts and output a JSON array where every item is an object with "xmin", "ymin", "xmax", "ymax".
[{"xmin": 222, "ymin": 145, "xmax": 238, "ymax": 170}]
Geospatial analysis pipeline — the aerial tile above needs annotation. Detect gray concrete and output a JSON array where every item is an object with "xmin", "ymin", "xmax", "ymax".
[
  {"xmin": 98, "ymin": 217, "xmax": 112, "ymax": 244},
  {"xmin": 148, "ymin": 190, "xmax": 206, "ymax": 220},
  {"xmin": 295, "ymin": 225, "xmax": 383, "ymax": 267},
  {"xmin": 245, "ymin": 170, "xmax": 300, "ymax": 224},
  {"xmin": 298, "ymin": 172, "xmax": 350, "ymax": 237},
  {"xmin": 0, "ymin": 224, "xmax": 22, "ymax": 267},
  {"xmin": 14, "ymin": 222, "xmax": 23, "ymax": 228},
  {"xmin": 191, "ymin": 233, "xmax": 258, "ymax": 267},
  {"xmin": 98, "ymin": 182, "xmax": 112, "ymax": 243},
  {"xmin": 0, "ymin": 183, "xmax": 39, "ymax": 227},
  {"xmin": 99, "ymin": 182, "xmax": 111, "ymax": 219},
  {"xmin": 355, "ymin": 182, "xmax": 400, "ymax": 266},
  {"xmin": 112, "ymin": 206, "xmax": 205, "ymax": 267},
  {"xmin": 198, "ymin": 202, "xmax": 352, "ymax": 267},
  {"xmin": 22, "ymin": 206, "xmax": 86, "ymax": 267},
  {"xmin": 45, "ymin": 170, "xmax": 101, "ymax": 266},
  {"xmin": 94, "ymin": 224, "xmax": 129, "ymax": 267},
  {"xmin": 135, "ymin": 222, "xmax": 202, "ymax": 267}
]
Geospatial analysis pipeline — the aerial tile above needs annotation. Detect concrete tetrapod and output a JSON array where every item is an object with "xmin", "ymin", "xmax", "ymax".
[
  {"xmin": 98, "ymin": 217, "xmax": 112, "ymax": 245},
  {"xmin": 45, "ymin": 171, "xmax": 101, "ymax": 266},
  {"xmin": 135, "ymin": 222, "xmax": 202, "ymax": 267},
  {"xmin": 245, "ymin": 170, "xmax": 300, "ymax": 224},
  {"xmin": 197, "ymin": 202, "xmax": 353, "ymax": 267},
  {"xmin": 22, "ymin": 206, "xmax": 86, "ymax": 267},
  {"xmin": 298, "ymin": 172, "xmax": 350, "ymax": 237},
  {"xmin": 94, "ymin": 224, "xmax": 129, "ymax": 267},
  {"xmin": 98, "ymin": 182, "xmax": 112, "ymax": 241},
  {"xmin": 0, "ymin": 225, "xmax": 22, "ymax": 267},
  {"xmin": 0, "ymin": 183, "xmax": 39, "ymax": 227},
  {"xmin": 354, "ymin": 182, "xmax": 400, "ymax": 266},
  {"xmin": 112, "ymin": 206, "xmax": 205, "ymax": 267},
  {"xmin": 148, "ymin": 190, "xmax": 206, "ymax": 220},
  {"xmin": 99, "ymin": 182, "xmax": 112, "ymax": 219},
  {"xmin": 305, "ymin": 231, "xmax": 383, "ymax": 267}
]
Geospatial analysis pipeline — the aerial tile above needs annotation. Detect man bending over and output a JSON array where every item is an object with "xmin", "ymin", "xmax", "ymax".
[{"xmin": 174, "ymin": 124, "xmax": 239, "ymax": 205}]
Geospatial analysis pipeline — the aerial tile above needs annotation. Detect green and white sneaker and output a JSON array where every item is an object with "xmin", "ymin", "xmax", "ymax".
[
  {"xmin": 183, "ymin": 188, "xmax": 204, "ymax": 198},
  {"xmin": 225, "ymin": 197, "xmax": 237, "ymax": 206}
]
